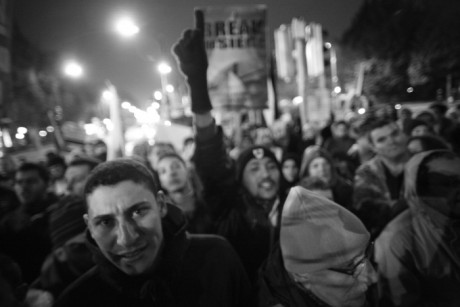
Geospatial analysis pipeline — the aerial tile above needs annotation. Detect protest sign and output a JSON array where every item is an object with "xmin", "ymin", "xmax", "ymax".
[{"xmin": 197, "ymin": 5, "xmax": 268, "ymax": 110}]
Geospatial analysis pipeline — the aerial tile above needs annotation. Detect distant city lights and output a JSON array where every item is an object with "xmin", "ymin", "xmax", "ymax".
[
  {"xmin": 293, "ymin": 96, "xmax": 303, "ymax": 105},
  {"xmin": 395, "ymin": 104, "xmax": 402, "ymax": 110},
  {"xmin": 358, "ymin": 108, "xmax": 366, "ymax": 115},
  {"xmin": 121, "ymin": 101, "xmax": 131, "ymax": 109},
  {"xmin": 17, "ymin": 127, "xmax": 27, "ymax": 134},
  {"xmin": 407, "ymin": 87, "xmax": 414, "ymax": 93},
  {"xmin": 157, "ymin": 62, "xmax": 172, "ymax": 75},
  {"xmin": 39, "ymin": 130, "xmax": 47, "ymax": 137},
  {"xmin": 15, "ymin": 133, "xmax": 24, "ymax": 140},
  {"xmin": 165, "ymin": 84, "xmax": 174, "ymax": 93},
  {"xmin": 46, "ymin": 126, "xmax": 55, "ymax": 133},
  {"xmin": 153, "ymin": 91, "xmax": 163, "ymax": 101}
]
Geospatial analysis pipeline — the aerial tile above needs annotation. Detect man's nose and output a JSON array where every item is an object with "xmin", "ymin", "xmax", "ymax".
[{"xmin": 116, "ymin": 220, "xmax": 139, "ymax": 247}]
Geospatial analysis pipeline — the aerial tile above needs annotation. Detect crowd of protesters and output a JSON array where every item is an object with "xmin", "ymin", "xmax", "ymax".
[{"xmin": 1, "ymin": 13, "xmax": 460, "ymax": 307}]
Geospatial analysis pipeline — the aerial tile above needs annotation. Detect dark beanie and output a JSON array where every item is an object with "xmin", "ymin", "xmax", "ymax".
[
  {"xmin": 49, "ymin": 197, "xmax": 87, "ymax": 249},
  {"xmin": 236, "ymin": 145, "xmax": 279, "ymax": 181}
]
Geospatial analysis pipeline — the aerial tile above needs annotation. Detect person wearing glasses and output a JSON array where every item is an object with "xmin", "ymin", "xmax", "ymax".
[
  {"xmin": 258, "ymin": 186, "xmax": 377, "ymax": 307},
  {"xmin": 375, "ymin": 150, "xmax": 460, "ymax": 306}
]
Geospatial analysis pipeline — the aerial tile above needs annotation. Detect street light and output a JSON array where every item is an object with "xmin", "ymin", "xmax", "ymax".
[
  {"xmin": 165, "ymin": 84, "xmax": 174, "ymax": 93},
  {"xmin": 157, "ymin": 62, "xmax": 172, "ymax": 119},
  {"xmin": 157, "ymin": 62, "xmax": 172, "ymax": 75},
  {"xmin": 63, "ymin": 60, "xmax": 84, "ymax": 78},
  {"xmin": 114, "ymin": 17, "xmax": 140, "ymax": 37}
]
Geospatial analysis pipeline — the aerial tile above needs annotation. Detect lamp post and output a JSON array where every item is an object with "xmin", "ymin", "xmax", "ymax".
[{"xmin": 157, "ymin": 62, "xmax": 172, "ymax": 119}]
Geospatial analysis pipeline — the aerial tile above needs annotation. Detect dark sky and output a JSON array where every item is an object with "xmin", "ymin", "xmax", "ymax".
[{"xmin": 14, "ymin": 0, "xmax": 363, "ymax": 104}]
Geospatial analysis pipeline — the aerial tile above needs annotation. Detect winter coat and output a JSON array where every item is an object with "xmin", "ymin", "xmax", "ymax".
[
  {"xmin": 375, "ymin": 150, "xmax": 460, "ymax": 307},
  {"xmin": 193, "ymin": 123, "xmax": 285, "ymax": 284},
  {"xmin": 54, "ymin": 205, "xmax": 252, "ymax": 307},
  {"xmin": 353, "ymin": 156, "xmax": 407, "ymax": 238}
]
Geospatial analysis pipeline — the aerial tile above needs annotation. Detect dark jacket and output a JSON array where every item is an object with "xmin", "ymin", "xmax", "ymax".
[
  {"xmin": 193, "ymin": 123, "xmax": 285, "ymax": 284},
  {"xmin": 55, "ymin": 205, "xmax": 252, "ymax": 307}
]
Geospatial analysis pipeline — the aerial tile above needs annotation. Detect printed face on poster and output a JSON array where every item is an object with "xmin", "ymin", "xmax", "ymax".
[{"xmin": 197, "ymin": 5, "xmax": 269, "ymax": 111}]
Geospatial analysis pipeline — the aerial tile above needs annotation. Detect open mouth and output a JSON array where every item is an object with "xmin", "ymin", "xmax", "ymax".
[{"xmin": 117, "ymin": 246, "xmax": 146, "ymax": 261}]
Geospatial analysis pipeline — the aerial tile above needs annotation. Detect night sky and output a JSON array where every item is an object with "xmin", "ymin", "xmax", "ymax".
[{"xmin": 13, "ymin": 0, "xmax": 363, "ymax": 104}]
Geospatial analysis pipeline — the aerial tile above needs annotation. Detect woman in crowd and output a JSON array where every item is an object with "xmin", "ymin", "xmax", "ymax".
[
  {"xmin": 299, "ymin": 146, "xmax": 353, "ymax": 209},
  {"xmin": 279, "ymin": 153, "xmax": 301, "ymax": 195}
]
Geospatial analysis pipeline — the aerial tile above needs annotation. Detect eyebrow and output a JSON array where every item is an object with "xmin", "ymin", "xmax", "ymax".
[{"xmin": 91, "ymin": 201, "xmax": 151, "ymax": 222}]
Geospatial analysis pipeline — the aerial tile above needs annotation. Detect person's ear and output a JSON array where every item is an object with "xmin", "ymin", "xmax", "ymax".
[
  {"xmin": 83, "ymin": 214, "xmax": 94, "ymax": 239},
  {"xmin": 54, "ymin": 246, "xmax": 68, "ymax": 262},
  {"xmin": 156, "ymin": 190, "xmax": 168, "ymax": 218}
]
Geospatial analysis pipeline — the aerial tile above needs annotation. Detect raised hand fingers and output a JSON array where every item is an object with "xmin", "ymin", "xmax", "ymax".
[{"xmin": 194, "ymin": 9, "xmax": 204, "ymax": 34}]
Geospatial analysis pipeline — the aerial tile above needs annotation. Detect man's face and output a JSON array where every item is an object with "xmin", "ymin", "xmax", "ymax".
[
  {"xmin": 157, "ymin": 157, "xmax": 188, "ymax": 193},
  {"xmin": 308, "ymin": 157, "xmax": 332, "ymax": 183},
  {"xmin": 65, "ymin": 164, "xmax": 92, "ymax": 197},
  {"xmin": 49, "ymin": 164, "xmax": 66, "ymax": 180},
  {"xmin": 85, "ymin": 180, "xmax": 166, "ymax": 276},
  {"xmin": 14, "ymin": 170, "xmax": 48, "ymax": 205},
  {"xmin": 282, "ymin": 160, "xmax": 299, "ymax": 183},
  {"xmin": 423, "ymin": 156, "xmax": 460, "ymax": 217},
  {"xmin": 370, "ymin": 123, "xmax": 407, "ymax": 159},
  {"xmin": 242, "ymin": 157, "xmax": 280, "ymax": 200}
]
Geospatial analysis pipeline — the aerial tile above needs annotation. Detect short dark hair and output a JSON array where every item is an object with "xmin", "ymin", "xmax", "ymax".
[
  {"xmin": 359, "ymin": 116, "xmax": 396, "ymax": 144},
  {"xmin": 84, "ymin": 158, "xmax": 159, "ymax": 197},
  {"xmin": 68, "ymin": 156, "xmax": 100, "ymax": 171},
  {"xmin": 148, "ymin": 142, "xmax": 175, "ymax": 154},
  {"xmin": 16, "ymin": 162, "xmax": 50, "ymax": 183},
  {"xmin": 157, "ymin": 152, "xmax": 186, "ymax": 166}
]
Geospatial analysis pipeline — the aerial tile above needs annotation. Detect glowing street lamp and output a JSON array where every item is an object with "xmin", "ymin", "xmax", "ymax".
[
  {"xmin": 165, "ymin": 84, "xmax": 174, "ymax": 93},
  {"xmin": 114, "ymin": 17, "xmax": 140, "ymax": 37},
  {"xmin": 153, "ymin": 90, "xmax": 163, "ymax": 101},
  {"xmin": 63, "ymin": 61, "xmax": 84, "ymax": 78},
  {"xmin": 157, "ymin": 62, "xmax": 172, "ymax": 75}
]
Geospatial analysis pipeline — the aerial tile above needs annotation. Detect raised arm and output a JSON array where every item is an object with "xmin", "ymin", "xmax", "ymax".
[{"xmin": 172, "ymin": 9, "xmax": 213, "ymax": 128}]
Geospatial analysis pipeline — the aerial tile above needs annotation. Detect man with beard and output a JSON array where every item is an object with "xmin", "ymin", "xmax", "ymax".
[
  {"xmin": 353, "ymin": 117, "xmax": 410, "ymax": 238},
  {"xmin": 172, "ymin": 10, "xmax": 285, "ymax": 285},
  {"xmin": 375, "ymin": 150, "xmax": 460, "ymax": 306},
  {"xmin": 54, "ymin": 159, "xmax": 251, "ymax": 307}
]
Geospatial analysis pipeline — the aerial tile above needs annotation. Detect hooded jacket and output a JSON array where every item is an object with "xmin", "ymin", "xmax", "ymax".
[
  {"xmin": 54, "ymin": 205, "xmax": 252, "ymax": 307},
  {"xmin": 258, "ymin": 186, "xmax": 374, "ymax": 307},
  {"xmin": 375, "ymin": 150, "xmax": 460, "ymax": 307}
]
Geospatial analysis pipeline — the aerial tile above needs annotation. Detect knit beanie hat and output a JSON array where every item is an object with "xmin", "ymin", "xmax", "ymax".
[
  {"xmin": 236, "ymin": 145, "xmax": 279, "ymax": 181},
  {"xmin": 49, "ymin": 196, "xmax": 87, "ymax": 249},
  {"xmin": 280, "ymin": 186, "xmax": 369, "ymax": 274}
]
